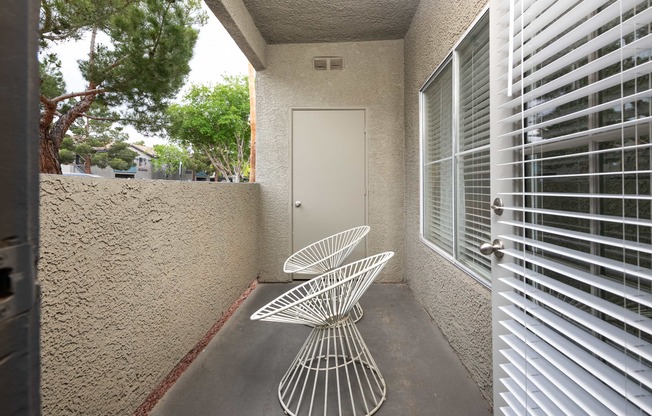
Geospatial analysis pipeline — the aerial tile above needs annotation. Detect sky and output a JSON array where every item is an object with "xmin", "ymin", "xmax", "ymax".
[{"xmin": 53, "ymin": 2, "xmax": 250, "ymax": 147}]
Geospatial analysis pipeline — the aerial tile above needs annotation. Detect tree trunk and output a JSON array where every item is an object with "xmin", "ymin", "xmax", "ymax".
[
  {"xmin": 84, "ymin": 155, "xmax": 92, "ymax": 174},
  {"xmin": 248, "ymin": 63, "xmax": 256, "ymax": 182},
  {"xmin": 39, "ymin": 132, "xmax": 62, "ymax": 174},
  {"xmin": 39, "ymin": 89, "xmax": 97, "ymax": 173},
  {"xmin": 39, "ymin": 97, "xmax": 61, "ymax": 174},
  {"xmin": 39, "ymin": 25, "xmax": 99, "ymax": 174}
]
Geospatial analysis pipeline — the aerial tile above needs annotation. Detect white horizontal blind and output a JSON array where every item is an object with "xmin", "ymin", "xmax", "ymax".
[
  {"xmin": 421, "ymin": 13, "xmax": 491, "ymax": 283},
  {"xmin": 457, "ymin": 14, "xmax": 492, "ymax": 277},
  {"xmin": 493, "ymin": 0, "xmax": 652, "ymax": 414},
  {"xmin": 423, "ymin": 62, "xmax": 454, "ymax": 254}
]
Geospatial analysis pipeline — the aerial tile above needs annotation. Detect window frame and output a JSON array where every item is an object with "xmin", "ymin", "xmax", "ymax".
[{"xmin": 419, "ymin": 8, "xmax": 492, "ymax": 287}]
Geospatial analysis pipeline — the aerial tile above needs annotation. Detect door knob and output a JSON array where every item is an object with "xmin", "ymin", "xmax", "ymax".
[
  {"xmin": 490, "ymin": 198, "xmax": 504, "ymax": 215},
  {"xmin": 294, "ymin": 201, "xmax": 302, "ymax": 207},
  {"xmin": 479, "ymin": 239, "xmax": 504, "ymax": 258}
]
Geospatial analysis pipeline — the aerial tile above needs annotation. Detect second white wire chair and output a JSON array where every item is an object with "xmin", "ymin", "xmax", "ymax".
[{"xmin": 283, "ymin": 225, "xmax": 370, "ymax": 322}]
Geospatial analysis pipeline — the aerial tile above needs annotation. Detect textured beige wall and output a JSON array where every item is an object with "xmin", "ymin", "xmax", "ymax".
[
  {"xmin": 38, "ymin": 176, "xmax": 259, "ymax": 415},
  {"xmin": 403, "ymin": 0, "xmax": 493, "ymax": 405},
  {"xmin": 256, "ymin": 39, "xmax": 405, "ymax": 283}
]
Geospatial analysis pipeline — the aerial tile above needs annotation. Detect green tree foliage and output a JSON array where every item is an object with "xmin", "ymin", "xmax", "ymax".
[
  {"xmin": 167, "ymin": 77, "xmax": 250, "ymax": 182},
  {"xmin": 60, "ymin": 111, "xmax": 137, "ymax": 172},
  {"xmin": 40, "ymin": 53, "xmax": 66, "ymax": 98},
  {"xmin": 151, "ymin": 144, "xmax": 211, "ymax": 180},
  {"xmin": 151, "ymin": 143, "xmax": 187, "ymax": 172},
  {"xmin": 60, "ymin": 137, "xmax": 137, "ymax": 172},
  {"xmin": 39, "ymin": 0, "xmax": 206, "ymax": 174}
]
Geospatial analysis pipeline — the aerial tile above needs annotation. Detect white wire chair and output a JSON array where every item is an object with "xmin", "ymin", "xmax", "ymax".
[
  {"xmin": 283, "ymin": 225, "xmax": 370, "ymax": 322},
  {"xmin": 283, "ymin": 226, "xmax": 370, "ymax": 275},
  {"xmin": 252, "ymin": 252, "xmax": 394, "ymax": 416}
]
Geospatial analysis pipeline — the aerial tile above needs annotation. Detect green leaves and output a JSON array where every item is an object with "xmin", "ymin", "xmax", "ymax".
[
  {"xmin": 150, "ymin": 144, "xmax": 211, "ymax": 179},
  {"xmin": 59, "ymin": 104, "xmax": 137, "ymax": 171},
  {"xmin": 39, "ymin": 53, "xmax": 66, "ymax": 98},
  {"xmin": 151, "ymin": 143, "xmax": 187, "ymax": 171},
  {"xmin": 71, "ymin": 0, "xmax": 205, "ymax": 130},
  {"xmin": 107, "ymin": 141, "xmax": 137, "ymax": 170},
  {"xmin": 40, "ymin": 0, "xmax": 206, "ymax": 173},
  {"xmin": 166, "ymin": 77, "xmax": 251, "ymax": 182}
]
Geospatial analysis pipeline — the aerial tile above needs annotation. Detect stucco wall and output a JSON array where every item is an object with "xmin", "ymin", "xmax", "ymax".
[
  {"xmin": 38, "ymin": 176, "xmax": 260, "ymax": 415},
  {"xmin": 256, "ymin": 39, "xmax": 405, "ymax": 282},
  {"xmin": 403, "ymin": 0, "xmax": 493, "ymax": 405}
]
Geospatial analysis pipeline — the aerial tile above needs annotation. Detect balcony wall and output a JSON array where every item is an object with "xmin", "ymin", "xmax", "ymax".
[
  {"xmin": 38, "ymin": 176, "xmax": 260, "ymax": 415},
  {"xmin": 403, "ymin": 0, "xmax": 493, "ymax": 405}
]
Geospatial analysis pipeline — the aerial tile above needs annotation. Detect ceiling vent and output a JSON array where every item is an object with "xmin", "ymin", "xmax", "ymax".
[
  {"xmin": 313, "ymin": 56, "xmax": 344, "ymax": 71},
  {"xmin": 329, "ymin": 58, "xmax": 343, "ymax": 70},
  {"xmin": 313, "ymin": 58, "xmax": 328, "ymax": 70}
]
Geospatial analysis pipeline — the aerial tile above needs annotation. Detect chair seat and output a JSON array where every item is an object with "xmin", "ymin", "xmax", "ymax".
[
  {"xmin": 283, "ymin": 226, "xmax": 370, "ymax": 274},
  {"xmin": 252, "ymin": 252, "xmax": 393, "ymax": 327}
]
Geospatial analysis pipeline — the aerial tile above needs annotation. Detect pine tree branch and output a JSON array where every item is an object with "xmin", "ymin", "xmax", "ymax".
[
  {"xmin": 40, "ymin": 94, "xmax": 55, "ymax": 108},
  {"xmin": 40, "ymin": 0, "xmax": 53, "ymax": 37},
  {"xmin": 88, "ymin": 26, "xmax": 97, "ymax": 72},
  {"xmin": 80, "ymin": 113, "xmax": 138, "ymax": 123},
  {"xmin": 149, "ymin": 1, "xmax": 174, "ymax": 59},
  {"xmin": 40, "ymin": 95, "xmax": 57, "ymax": 137},
  {"xmin": 51, "ymin": 88, "xmax": 107, "ymax": 104},
  {"xmin": 106, "ymin": 56, "xmax": 128, "ymax": 72},
  {"xmin": 51, "ymin": 93, "xmax": 97, "ymax": 148}
]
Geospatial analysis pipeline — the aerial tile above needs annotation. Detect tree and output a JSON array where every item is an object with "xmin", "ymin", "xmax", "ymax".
[
  {"xmin": 151, "ymin": 143, "xmax": 211, "ymax": 180},
  {"xmin": 39, "ymin": 0, "xmax": 206, "ymax": 174},
  {"xmin": 167, "ymin": 77, "xmax": 250, "ymax": 182},
  {"xmin": 59, "ymin": 104, "xmax": 138, "ymax": 172},
  {"xmin": 60, "ymin": 136, "xmax": 137, "ymax": 172}
]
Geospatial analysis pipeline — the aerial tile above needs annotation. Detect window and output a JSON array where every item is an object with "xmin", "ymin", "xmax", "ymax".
[
  {"xmin": 493, "ymin": 0, "xmax": 652, "ymax": 413},
  {"xmin": 421, "ymin": 12, "xmax": 491, "ymax": 282}
]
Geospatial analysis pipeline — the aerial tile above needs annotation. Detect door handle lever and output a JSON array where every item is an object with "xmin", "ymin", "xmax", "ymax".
[
  {"xmin": 490, "ymin": 198, "xmax": 504, "ymax": 215},
  {"xmin": 479, "ymin": 239, "xmax": 504, "ymax": 258}
]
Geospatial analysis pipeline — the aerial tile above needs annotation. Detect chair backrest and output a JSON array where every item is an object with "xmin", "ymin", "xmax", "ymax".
[
  {"xmin": 253, "ymin": 251, "xmax": 394, "ymax": 326},
  {"xmin": 283, "ymin": 225, "xmax": 371, "ymax": 274}
]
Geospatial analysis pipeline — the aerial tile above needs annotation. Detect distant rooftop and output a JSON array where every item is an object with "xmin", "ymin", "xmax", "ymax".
[{"xmin": 129, "ymin": 144, "xmax": 157, "ymax": 158}]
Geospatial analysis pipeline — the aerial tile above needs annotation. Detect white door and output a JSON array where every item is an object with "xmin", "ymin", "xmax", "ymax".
[
  {"xmin": 491, "ymin": 1, "xmax": 652, "ymax": 414},
  {"xmin": 291, "ymin": 109, "xmax": 366, "ymax": 273}
]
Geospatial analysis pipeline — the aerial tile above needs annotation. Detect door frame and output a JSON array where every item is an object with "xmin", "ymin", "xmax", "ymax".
[{"xmin": 288, "ymin": 107, "xmax": 369, "ymax": 278}]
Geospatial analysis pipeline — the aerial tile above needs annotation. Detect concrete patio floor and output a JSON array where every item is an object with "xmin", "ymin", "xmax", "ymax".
[{"xmin": 151, "ymin": 282, "xmax": 491, "ymax": 415}]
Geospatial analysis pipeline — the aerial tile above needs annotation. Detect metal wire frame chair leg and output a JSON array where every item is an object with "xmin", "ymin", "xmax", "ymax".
[
  {"xmin": 350, "ymin": 302, "xmax": 364, "ymax": 323},
  {"xmin": 278, "ymin": 316, "xmax": 386, "ymax": 416}
]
